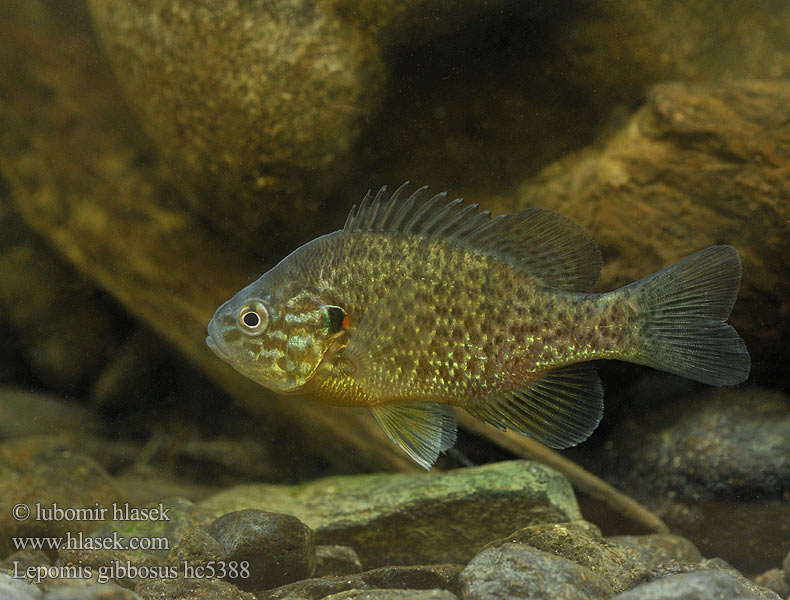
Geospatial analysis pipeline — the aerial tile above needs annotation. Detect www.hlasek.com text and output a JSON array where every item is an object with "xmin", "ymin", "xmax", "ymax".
[{"xmin": 13, "ymin": 531, "xmax": 169, "ymax": 552}]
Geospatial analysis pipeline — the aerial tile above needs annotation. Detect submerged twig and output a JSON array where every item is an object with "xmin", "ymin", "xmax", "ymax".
[{"xmin": 456, "ymin": 412, "xmax": 669, "ymax": 534}]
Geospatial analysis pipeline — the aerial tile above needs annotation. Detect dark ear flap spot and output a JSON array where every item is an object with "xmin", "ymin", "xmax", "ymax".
[{"xmin": 324, "ymin": 305, "xmax": 347, "ymax": 334}]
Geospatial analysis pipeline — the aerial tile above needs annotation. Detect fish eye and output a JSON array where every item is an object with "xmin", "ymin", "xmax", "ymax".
[
  {"xmin": 238, "ymin": 301, "xmax": 269, "ymax": 335},
  {"xmin": 242, "ymin": 312, "xmax": 260, "ymax": 327}
]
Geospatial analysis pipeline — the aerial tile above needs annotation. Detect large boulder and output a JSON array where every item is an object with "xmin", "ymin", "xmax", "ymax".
[{"xmin": 201, "ymin": 460, "xmax": 581, "ymax": 567}]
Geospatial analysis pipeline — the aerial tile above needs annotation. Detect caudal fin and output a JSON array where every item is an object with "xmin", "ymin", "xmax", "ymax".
[{"xmin": 628, "ymin": 245, "xmax": 750, "ymax": 386}]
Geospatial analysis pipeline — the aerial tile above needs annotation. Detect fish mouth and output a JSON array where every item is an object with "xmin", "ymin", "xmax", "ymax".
[{"xmin": 206, "ymin": 320, "xmax": 231, "ymax": 362}]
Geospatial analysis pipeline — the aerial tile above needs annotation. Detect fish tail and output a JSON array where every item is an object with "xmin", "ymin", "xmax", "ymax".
[{"xmin": 626, "ymin": 245, "xmax": 750, "ymax": 385}]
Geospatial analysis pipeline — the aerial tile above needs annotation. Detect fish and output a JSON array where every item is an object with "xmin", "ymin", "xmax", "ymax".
[{"xmin": 206, "ymin": 184, "xmax": 750, "ymax": 469}]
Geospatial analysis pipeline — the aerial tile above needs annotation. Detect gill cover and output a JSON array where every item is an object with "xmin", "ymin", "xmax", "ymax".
[{"xmin": 278, "ymin": 292, "xmax": 347, "ymax": 393}]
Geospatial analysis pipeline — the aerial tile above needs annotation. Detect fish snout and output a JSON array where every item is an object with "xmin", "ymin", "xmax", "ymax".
[{"xmin": 206, "ymin": 317, "xmax": 232, "ymax": 361}]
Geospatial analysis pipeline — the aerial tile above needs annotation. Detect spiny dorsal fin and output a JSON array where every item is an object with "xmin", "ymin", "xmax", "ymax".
[
  {"xmin": 370, "ymin": 402, "xmax": 457, "ymax": 470},
  {"xmin": 344, "ymin": 183, "xmax": 601, "ymax": 292},
  {"xmin": 465, "ymin": 363, "xmax": 604, "ymax": 449}
]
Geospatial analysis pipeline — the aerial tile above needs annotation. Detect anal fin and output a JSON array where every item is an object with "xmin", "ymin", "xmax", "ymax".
[
  {"xmin": 370, "ymin": 402, "xmax": 457, "ymax": 470},
  {"xmin": 465, "ymin": 363, "xmax": 603, "ymax": 449}
]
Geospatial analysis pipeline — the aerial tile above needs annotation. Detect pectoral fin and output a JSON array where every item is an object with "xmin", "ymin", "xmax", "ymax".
[
  {"xmin": 343, "ymin": 282, "xmax": 449, "ymax": 400},
  {"xmin": 465, "ymin": 363, "xmax": 604, "ymax": 449},
  {"xmin": 370, "ymin": 402, "xmax": 457, "ymax": 470}
]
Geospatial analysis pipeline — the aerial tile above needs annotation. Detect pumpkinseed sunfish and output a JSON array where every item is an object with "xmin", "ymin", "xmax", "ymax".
[{"xmin": 207, "ymin": 184, "xmax": 750, "ymax": 468}]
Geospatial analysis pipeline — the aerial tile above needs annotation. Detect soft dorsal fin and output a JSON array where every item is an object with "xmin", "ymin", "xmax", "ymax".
[
  {"xmin": 464, "ymin": 363, "xmax": 604, "ymax": 449},
  {"xmin": 344, "ymin": 183, "xmax": 601, "ymax": 292},
  {"xmin": 370, "ymin": 402, "xmax": 457, "ymax": 470}
]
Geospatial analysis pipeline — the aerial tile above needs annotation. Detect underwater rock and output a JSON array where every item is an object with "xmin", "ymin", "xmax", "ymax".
[
  {"xmin": 640, "ymin": 558, "xmax": 780, "ymax": 600},
  {"xmin": 87, "ymin": 0, "xmax": 385, "ymax": 246},
  {"xmin": 754, "ymin": 569, "xmax": 789, "ymax": 599},
  {"xmin": 111, "ymin": 468, "xmax": 218, "ymax": 509},
  {"xmin": 0, "ymin": 389, "xmax": 99, "ymax": 440},
  {"xmin": 42, "ymin": 580, "xmax": 142, "ymax": 599},
  {"xmin": 55, "ymin": 498, "xmax": 214, "ymax": 589},
  {"xmin": 0, "ymin": 572, "xmax": 43, "ymax": 600},
  {"xmin": 548, "ymin": 1, "xmax": 790, "ymax": 114},
  {"xmin": 55, "ymin": 546, "xmax": 162, "ymax": 590},
  {"xmin": 0, "ymin": 437, "xmax": 121, "ymax": 558},
  {"xmin": 323, "ymin": 591, "xmax": 457, "ymax": 600},
  {"xmin": 85, "ymin": 0, "xmax": 534, "ymax": 248},
  {"xmin": 0, "ymin": 549, "xmax": 50, "ymax": 572},
  {"xmin": 207, "ymin": 509, "xmax": 315, "ymax": 591},
  {"xmin": 511, "ymin": 80, "xmax": 790, "ymax": 376},
  {"xmin": 607, "ymin": 534, "xmax": 704, "ymax": 570},
  {"xmin": 784, "ymin": 549, "xmax": 790, "ymax": 587},
  {"xmin": 351, "ymin": 565, "xmax": 462, "ymax": 594},
  {"xmin": 482, "ymin": 520, "xmax": 642, "ymax": 593},
  {"xmin": 458, "ymin": 543, "xmax": 614, "ymax": 600},
  {"xmin": 315, "ymin": 545, "xmax": 364, "ymax": 577},
  {"xmin": 201, "ymin": 461, "xmax": 581, "ymax": 567},
  {"xmin": 591, "ymin": 387, "xmax": 790, "ymax": 573},
  {"xmin": 258, "ymin": 564, "xmax": 462, "ymax": 600},
  {"xmin": 166, "ymin": 527, "xmax": 226, "ymax": 572},
  {"xmin": 612, "ymin": 570, "xmax": 781, "ymax": 600},
  {"xmin": 0, "ymin": 196, "xmax": 123, "ymax": 394},
  {"xmin": 134, "ymin": 577, "xmax": 255, "ymax": 600},
  {"xmin": 89, "ymin": 498, "xmax": 215, "ymax": 561},
  {"xmin": 256, "ymin": 574, "xmax": 371, "ymax": 600},
  {"xmin": 166, "ymin": 436, "xmax": 277, "ymax": 487}
]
